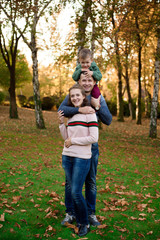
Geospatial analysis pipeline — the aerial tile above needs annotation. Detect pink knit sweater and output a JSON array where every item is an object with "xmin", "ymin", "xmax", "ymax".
[{"xmin": 59, "ymin": 113, "xmax": 99, "ymax": 159}]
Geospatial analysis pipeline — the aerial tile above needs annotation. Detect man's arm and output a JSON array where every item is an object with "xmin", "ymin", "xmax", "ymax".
[
  {"xmin": 97, "ymin": 95, "xmax": 112, "ymax": 125},
  {"xmin": 58, "ymin": 95, "xmax": 95, "ymax": 118},
  {"xmin": 58, "ymin": 95, "xmax": 79, "ymax": 117}
]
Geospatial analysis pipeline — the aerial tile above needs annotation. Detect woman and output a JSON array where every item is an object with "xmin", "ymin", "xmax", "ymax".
[{"xmin": 58, "ymin": 83, "xmax": 99, "ymax": 237}]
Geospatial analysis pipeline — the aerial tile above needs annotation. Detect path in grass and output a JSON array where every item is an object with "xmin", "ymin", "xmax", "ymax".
[{"xmin": 0, "ymin": 106, "xmax": 160, "ymax": 240}]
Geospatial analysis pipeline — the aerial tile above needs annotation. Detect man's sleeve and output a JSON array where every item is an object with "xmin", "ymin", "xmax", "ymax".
[
  {"xmin": 97, "ymin": 95, "xmax": 112, "ymax": 125},
  {"xmin": 58, "ymin": 95, "xmax": 79, "ymax": 117},
  {"xmin": 90, "ymin": 62, "xmax": 102, "ymax": 81},
  {"xmin": 72, "ymin": 64, "xmax": 81, "ymax": 81}
]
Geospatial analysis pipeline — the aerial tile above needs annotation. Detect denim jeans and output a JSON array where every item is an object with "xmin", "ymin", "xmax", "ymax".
[
  {"xmin": 62, "ymin": 155, "xmax": 91, "ymax": 225},
  {"xmin": 64, "ymin": 142, "xmax": 99, "ymax": 216}
]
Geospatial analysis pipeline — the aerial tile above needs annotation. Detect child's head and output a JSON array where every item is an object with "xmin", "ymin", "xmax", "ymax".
[
  {"xmin": 79, "ymin": 48, "xmax": 93, "ymax": 69},
  {"xmin": 68, "ymin": 83, "xmax": 89, "ymax": 108}
]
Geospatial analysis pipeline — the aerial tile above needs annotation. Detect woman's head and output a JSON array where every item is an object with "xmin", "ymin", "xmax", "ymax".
[{"xmin": 68, "ymin": 84, "xmax": 89, "ymax": 107}]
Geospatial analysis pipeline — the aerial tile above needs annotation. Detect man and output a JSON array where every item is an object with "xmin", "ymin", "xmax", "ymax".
[{"xmin": 58, "ymin": 73, "xmax": 112, "ymax": 226}]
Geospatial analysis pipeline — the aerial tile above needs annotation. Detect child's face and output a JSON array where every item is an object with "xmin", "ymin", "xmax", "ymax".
[
  {"xmin": 69, "ymin": 88, "xmax": 85, "ymax": 107},
  {"xmin": 79, "ymin": 56, "xmax": 92, "ymax": 69}
]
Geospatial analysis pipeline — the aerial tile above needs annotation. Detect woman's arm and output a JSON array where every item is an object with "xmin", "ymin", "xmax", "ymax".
[{"xmin": 59, "ymin": 123, "xmax": 68, "ymax": 140}]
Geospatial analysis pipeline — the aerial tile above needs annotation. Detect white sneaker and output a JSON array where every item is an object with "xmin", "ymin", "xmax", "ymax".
[
  {"xmin": 88, "ymin": 214, "xmax": 101, "ymax": 226},
  {"xmin": 61, "ymin": 213, "xmax": 75, "ymax": 225}
]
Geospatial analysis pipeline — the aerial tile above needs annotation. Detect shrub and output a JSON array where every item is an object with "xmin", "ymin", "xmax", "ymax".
[
  {"xmin": 27, "ymin": 96, "xmax": 35, "ymax": 109},
  {"xmin": 0, "ymin": 91, "xmax": 5, "ymax": 104},
  {"xmin": 17, "ymin": 95, "xmax": 27, "ymax": 107},
  {"xmin": 42, "ymin": 96, "xmax": 54, "ymax": 110},
  {"xmin": 106, "ymin": 100, "xmax": 117, "ymax": 116}
]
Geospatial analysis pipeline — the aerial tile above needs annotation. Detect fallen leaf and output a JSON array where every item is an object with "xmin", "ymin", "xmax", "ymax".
[
  {"xmin": 97, "ymin": 224, "xmax": 107, "ymax": 229},
  {"xmin": 34, "ymin": 204, "xmax": 40, "ymax": 208},
  {"xmin": 12, "ymin": 196, "xmax": 21, "ymax": 204},
  {"xmin": 4, "ymin": 210, "xmax": 12, "ymax": 214},
  {"xmin": 0, "ymin": 224, "xmax": 3, "ymax": 228},
  {"xmin": 137, "ymin": 233, "xmax": 145, "ymax": 238},
  {"xmin": 139, "ymin": 213, "xmax": 146, "ymax": 217},
  {"xmin": 20, "ymin": 209, "xmax": 27, "ymax": 212},
  {"xmin": 14, "ymin": 222, "xmax": 21, "ymax": 229},
  {"xmin": 147, "ymin": 208, "xmax": 155, "ymax": 213},
  {"xmin": 0, "ymin": 213, "xmax": 5, "ymax": 222},
  {"xmin": 114, "ymin": 225, "xmax": 127, "ymax": 232},
  {"xmin": 45, "ymin": 207, "xmax": 52, "ymax": 213},
  {"xmin": 49, "ymin": 191, "xmax": 58, "ymax": 197},
  {"xmin": 34, "ymin": 234, "xmax": 40, "ymax": 238},
  {"xmin": 138, "ymin": 218, "xmax": 146, "ymax": 221},
  {"xmin": 147, "ymin": 231, "xmax": 153, "ymax": 235},
  {"xmin": 1, "ymin": 189, "xmax": 8, "ymax": 193}
]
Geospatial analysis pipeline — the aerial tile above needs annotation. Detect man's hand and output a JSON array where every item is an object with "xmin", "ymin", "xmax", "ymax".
[
  {"xmin": 78, "ymin": 106, "xmax": 95, "ymax": 114},
  {"xmin": 91, "ymin": 96, "xmax": 101, "ymax": 110},
  {"xmin": 65, "ymin": 138, "xmax": 72, "ymax": 148}
]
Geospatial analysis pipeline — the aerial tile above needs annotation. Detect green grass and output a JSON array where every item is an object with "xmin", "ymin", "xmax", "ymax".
[{"xmin": 0, "ymin": 106, "xmax": 160, "ymax": 240}]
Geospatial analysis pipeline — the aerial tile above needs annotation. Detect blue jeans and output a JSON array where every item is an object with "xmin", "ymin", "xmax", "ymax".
[
  {"xmin": 62, "ymin": 155, "xmax": 91, "ymax": 225},
  {"xmin": 64, "ymin": 143, "xmax": 99, "ymax": 216}
]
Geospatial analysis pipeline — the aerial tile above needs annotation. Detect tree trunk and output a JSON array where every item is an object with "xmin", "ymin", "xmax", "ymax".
[
  {"xmin": 77, "ymin": 0, "xmax": 92, "ymax": 64},
  {"xmin": 115, "ymin": 38, "xmax": 124, "ymax": 122},
  {"xmin": 111, "ymin": 8, "xmax": 124, "ymax": 122},
  {"xmin": 9, "ymin": 67, "xmax": 18, "ymax": 119},
  {"xmin": 136, "ymin": 45, "xmax": 142, "ymax": 124},
  {"xmin": 149, "ymin": 29, "xmax": 160, "ymax": 138},
  {"xmin": 31, "ymin": 0, "xmax": 45, "ymax": 129},
  {"xmin": 135, "ymin": 16, "xmax": 142, "ymax": 125},
  {"xmin": 124, "ymin": 42, "xmax": 135, "ymax": 119},
  {"xmin": 31, "ymin": 44, "xmax": 45, "ymax": 129}
]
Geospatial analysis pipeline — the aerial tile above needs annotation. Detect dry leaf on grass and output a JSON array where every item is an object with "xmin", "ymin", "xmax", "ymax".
[{"xmin": 0, "ymin": 213, "xmax": 5, "ymax": 222}]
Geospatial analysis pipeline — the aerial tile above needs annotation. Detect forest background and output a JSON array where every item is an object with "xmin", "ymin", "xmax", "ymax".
[{"xmin": 0, "ymin": 0, "xmax": 160, "ymax": 135}]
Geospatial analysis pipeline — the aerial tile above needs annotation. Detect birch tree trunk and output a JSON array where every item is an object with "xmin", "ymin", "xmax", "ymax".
[
  {"xmin": 149, "ymin": 28, "xmax": 160, "ymax": 138},
  {"xmin": 31, "ymin": 0, "xmax": 45, "ymax": 129}
]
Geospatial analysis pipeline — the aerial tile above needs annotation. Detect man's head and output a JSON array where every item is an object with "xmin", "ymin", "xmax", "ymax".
[
  {"xmin": 78, "ymin": 73, "xmax": 96, "ymax": 95},
  {"xmin": 79, "ymin": 48, "xmax": 93, "ymax": 69}
]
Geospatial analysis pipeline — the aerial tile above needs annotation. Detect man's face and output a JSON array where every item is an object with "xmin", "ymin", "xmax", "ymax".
[{"xmin": 78, "ymin": 74, "xmax": 95, "ymax": 94}]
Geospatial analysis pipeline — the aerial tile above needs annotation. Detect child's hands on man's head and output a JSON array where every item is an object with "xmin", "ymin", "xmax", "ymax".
[{"xmin": 81, "ymin": 69, "xmax": 93, "ymax": 79}]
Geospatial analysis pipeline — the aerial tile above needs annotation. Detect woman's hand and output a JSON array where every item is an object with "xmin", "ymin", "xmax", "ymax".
[
  {"xmin": 65, "ymin": 138, "xmax": 72, "ymax": 148},
  {"xmin": 58, "ymin": 110, "xmax": 64, "ymax": 124}
]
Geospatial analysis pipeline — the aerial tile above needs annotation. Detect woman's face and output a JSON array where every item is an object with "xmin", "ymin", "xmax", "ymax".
[{"xmin": 70, "ymin": 88, "xmax": 85, "ymax": 107}]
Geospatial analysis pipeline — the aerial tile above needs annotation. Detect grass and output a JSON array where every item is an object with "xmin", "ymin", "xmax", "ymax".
[{"xmin": 0, "ymin": 105, "xmax": 160, "ymax": 240}]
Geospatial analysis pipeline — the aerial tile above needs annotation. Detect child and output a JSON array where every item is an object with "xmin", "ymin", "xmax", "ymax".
[
  {"xmin": 72, "ymin": 48, "xmax": 101, "ymax": 110},
  {"xmin": 58, "ymin": 84, "xmax": 99, "ymax": 237}
]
